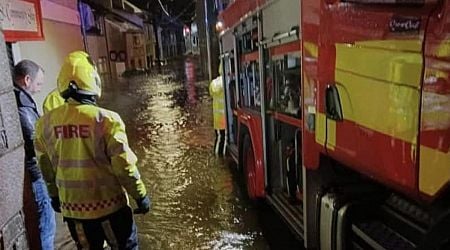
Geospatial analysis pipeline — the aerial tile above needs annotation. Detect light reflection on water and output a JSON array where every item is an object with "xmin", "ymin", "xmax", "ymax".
[{"xmin": 99, "ymin": 68, "xmax": 268, "ymax": 249}]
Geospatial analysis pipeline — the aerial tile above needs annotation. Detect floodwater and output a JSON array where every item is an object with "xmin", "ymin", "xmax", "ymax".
[
  {"xmin": 55, "ymin": 58, "xmax": 302, "ymax": 250},
  {"xmin": 100, "ymin": 59, "xmax": 269, "ymax": 249}
]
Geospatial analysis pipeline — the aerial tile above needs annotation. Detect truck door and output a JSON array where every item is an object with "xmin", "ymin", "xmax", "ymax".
[
  {"xmin": 222, "ymin": 55, "xmax": 238, "ymax": 145},
  {"xmin": 321, "ymin": 0, "xmax": 438, "ymax": 193}
]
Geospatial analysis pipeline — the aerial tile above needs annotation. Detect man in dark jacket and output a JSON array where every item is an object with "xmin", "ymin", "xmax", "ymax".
[{"xmin": 13, "ymin": 60, "xmax": 55, "ymax": 249}]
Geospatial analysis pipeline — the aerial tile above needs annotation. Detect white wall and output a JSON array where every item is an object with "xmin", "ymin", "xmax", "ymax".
[
  {"xmin": 17, "ymin": 20, "xmax": 83, "ymax": 112},
  {"xmin": 15, "ymin": 0, "xmax": 83, "ymax": 113}
]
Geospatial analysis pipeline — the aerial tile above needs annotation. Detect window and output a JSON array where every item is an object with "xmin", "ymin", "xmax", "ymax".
[{"xmin": 239, "ymin": 28, "xmax": 258, "ymax": 54}]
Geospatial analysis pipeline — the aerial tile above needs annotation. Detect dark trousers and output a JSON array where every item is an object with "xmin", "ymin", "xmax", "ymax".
[
  {"xmin": 65, "ymin": 206, "xmax": 138, "ymax": 250},
  {"xmin": 214, "ymin": 129, "xmax": 226, "ymax": 156}
]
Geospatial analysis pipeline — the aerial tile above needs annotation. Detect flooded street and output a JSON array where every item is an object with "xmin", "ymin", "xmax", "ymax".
[
  {"xmin": 49, "ymin": 57, "xmax": 302, "ymax": 250},
  {"xmin": 99, "ymin": 59, "xmax": 271, "ymax": 249}
]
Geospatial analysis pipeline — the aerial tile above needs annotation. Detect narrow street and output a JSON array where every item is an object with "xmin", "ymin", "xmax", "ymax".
[
  {"xmin": 54, "ymin": 58, "xmax": 301, "ymax": 249},
  {"xmin": 2, "ymin": 1, "xmax": 449, "ymax": 249}
]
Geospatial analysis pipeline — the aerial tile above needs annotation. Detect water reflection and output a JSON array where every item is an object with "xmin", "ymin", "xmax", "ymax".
[{"xmin": 99, "ymin": 59, "xmax": 268, "ymax": 249}]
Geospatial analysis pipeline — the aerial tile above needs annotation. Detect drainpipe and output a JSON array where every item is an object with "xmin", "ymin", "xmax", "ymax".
[
  {"xmin": 204, "ymin": 0, "xmax": 212, "ymax": 81},
  {"xmin": 102, "ymin": 15, "xmax": 112, "ymax": 81}
]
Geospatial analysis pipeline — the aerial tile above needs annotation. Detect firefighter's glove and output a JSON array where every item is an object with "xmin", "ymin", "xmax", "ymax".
[
  {"xmin": 51, "ymin": 197, "xmax": 61, "ymax": 213},
  {"xmin": 134, "ymin": 195, "xmax": 151, "ymax": 214}
]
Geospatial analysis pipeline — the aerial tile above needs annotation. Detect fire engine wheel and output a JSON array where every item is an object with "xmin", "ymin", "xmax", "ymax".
[{"xmin": 242, "ymin": 135, "xmax": 257, "ymax": 200}]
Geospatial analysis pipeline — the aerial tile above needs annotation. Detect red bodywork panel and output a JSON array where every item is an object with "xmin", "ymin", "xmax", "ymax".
[
  {"xmin": 270, "ymin": 41, "xmax": 301, "ymax": 57},
  {"xmin": 302, "ymin": 0, "xmax": 322, "ymax": 169},
  {"xmin": 222, "ymin": 0, "xmax": 449, "ymax": 202},
  {"xmin": 419, "ymin": 1, "xmax": 450, "ymax": 200},
  {"xmin": 241, "ymin": 51, "xmax": 259, "ymax": 63},
  {"xmin": 272, "ymin": 112, "xmax": 302, "ymax": 129}
]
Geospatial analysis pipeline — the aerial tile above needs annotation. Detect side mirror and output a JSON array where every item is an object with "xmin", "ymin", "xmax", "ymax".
[{"xmin": 325, "ymin": 85, "xmax": 343, "ymax": 121}]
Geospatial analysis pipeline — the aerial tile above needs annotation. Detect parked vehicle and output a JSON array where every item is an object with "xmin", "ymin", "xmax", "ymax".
[{"xmin": 219, "ymin": 0, "xmax": 450, "ymax": 249}]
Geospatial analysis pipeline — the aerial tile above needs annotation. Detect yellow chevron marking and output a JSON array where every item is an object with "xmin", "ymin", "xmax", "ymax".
[
  {"xmin": 316, "ymin": 112, "xmax": 326, "ymax": 147},
  {"xmin": 326, "ymin": 119, "xmax": 336, "ymax": 151}
]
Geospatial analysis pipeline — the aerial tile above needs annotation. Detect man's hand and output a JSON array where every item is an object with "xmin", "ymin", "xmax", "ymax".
[
  {"xmin": 134, "ymin": 195, "xmax": 151, "ymax": 214},
  {"xmin": 51, "ymin": 197, "xmax": 61, "ymax": 213}
]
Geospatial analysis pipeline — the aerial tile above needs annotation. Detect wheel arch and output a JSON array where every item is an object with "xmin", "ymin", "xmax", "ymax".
[{"xmin": 238, "ymin": 119, "xmax": 265, "ymax": 198}]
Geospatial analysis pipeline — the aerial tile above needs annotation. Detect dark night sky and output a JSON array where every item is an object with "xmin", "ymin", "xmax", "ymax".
[{"xmin": 129, "ymin": 0, "xmax": 197, "ymax": 24}]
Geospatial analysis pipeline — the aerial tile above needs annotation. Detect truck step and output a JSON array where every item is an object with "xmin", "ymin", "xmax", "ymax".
[
  {"xmin": 267, "ymin": 192, "xmax": 304, "ymax": 239},
  {"xmin": 379, "ymin": 205, "xmax": 426, "ymax": 247},
  {"xmin": 384, "ymin": 194, "xmax": 431, "ymax": 227},
  {"xmin": 352, "ymin": 221, "xmax": 416, "ymax": 250}
]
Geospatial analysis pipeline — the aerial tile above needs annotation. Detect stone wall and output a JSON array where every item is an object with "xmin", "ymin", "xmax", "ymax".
[{"xmin": 0, "ymin": 32, "xmax": 28, "ymax": 250}]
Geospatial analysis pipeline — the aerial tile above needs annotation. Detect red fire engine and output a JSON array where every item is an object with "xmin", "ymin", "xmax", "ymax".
[{"xmin": 218, "ymin": 0, "xmax": 450, "ymax": 249}]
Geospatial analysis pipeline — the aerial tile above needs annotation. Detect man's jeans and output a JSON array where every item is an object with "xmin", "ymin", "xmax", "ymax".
[{"xmin": 32, "ymin": 178, "xmax": 56, "ymax": 249}]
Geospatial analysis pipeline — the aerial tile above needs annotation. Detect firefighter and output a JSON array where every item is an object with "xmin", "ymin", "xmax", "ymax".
[
  {"xmin": 209, "ymin": 63, "xmax": 226, "ymax": 156},
  {"xmin": 42, "ymin": 88, "xmax": 65, "ymax": 114},
  {"xmin": 34, "ymin": 51, "xmax": 150, "ymax": 249}
]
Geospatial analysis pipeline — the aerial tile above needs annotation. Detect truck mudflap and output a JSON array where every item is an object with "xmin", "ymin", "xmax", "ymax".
[
  {"xmin": 317, "ymin": 186, "xmax": 388, "ymax": 250},
  {"xmin": 320, "ymin": 193, "xmax": 354, "ymax": 250}
]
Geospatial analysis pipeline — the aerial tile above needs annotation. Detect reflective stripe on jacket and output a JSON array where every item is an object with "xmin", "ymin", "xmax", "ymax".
[
  {"xmin": 209, "ymin": 76, "xmax": 226, "ymax": 130},
  {"xmin": 43, "ymin": 89, "xmax": 65, "ymax": 114},
  {"xmin": 35, "ymin": 102, "xmax": 147, "ymax": 219}
]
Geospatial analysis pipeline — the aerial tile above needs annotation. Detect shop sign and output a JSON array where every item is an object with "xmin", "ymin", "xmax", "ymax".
[{"xmin": 0, "ymin": 0, "xmax": 44, "ymax": 42}]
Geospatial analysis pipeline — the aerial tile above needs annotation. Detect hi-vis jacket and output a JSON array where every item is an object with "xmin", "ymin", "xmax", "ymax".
[
  {"xmin": 34, "ymin": 101, "xmax": 147, "ymax": 219},
  {"xmin": 209, "ymin": 75, "xmax": 226, "ymax": 130},
  {"xmin": 43, "ymin": 89, "xmax": 65, "ymax": 114}
]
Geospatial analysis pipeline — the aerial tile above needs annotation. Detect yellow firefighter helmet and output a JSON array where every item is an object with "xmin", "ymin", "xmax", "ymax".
[{"xmin": 57, "ymin": 51, "xmax": 102, "ymax": 97}]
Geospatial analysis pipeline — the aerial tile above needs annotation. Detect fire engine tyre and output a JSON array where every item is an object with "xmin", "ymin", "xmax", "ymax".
[
  {"xmin": 242, "ymin": 135, "xmax": 257, "ymax": 200},
  {"xmin": 418, "ymin": 212, "xmax": 450, "ymax": 250}
]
